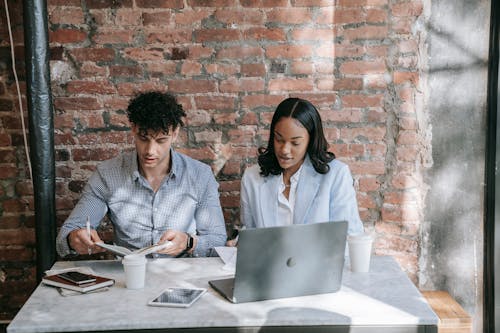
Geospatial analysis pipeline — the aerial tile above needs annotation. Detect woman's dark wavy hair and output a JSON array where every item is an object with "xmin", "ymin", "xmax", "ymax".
[
  {"xmin": 258, "ymin": 97, "xmax": 335, "ymax": 176},
  {"xmin": 127, "ymin": 91, "xmax": 186, "ymax": 136}
]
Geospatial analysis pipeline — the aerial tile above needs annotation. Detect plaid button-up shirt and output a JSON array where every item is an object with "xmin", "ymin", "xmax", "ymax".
[{"xmin": 56, "ymin": 149, "xmax": 227, "ymax": 257}]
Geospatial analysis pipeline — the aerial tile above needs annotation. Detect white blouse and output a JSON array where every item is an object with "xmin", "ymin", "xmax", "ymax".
[{"xmin": 277, "ymin": 165, "xmax": 303, "ymax": 225}]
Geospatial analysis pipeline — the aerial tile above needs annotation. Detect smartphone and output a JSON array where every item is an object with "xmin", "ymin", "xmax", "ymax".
[
  {"xmin": 148, "ymin": 287, "xmax": 207, "ymax": 308},
  {"xmin": 57, "ymin": 271, "xmax": 96, "ymax": 285}
]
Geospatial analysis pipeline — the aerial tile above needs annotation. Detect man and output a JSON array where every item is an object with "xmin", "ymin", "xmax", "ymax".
[{"xmin": 56, "ymin": 91, "xmax": 227, "ymax": 258}]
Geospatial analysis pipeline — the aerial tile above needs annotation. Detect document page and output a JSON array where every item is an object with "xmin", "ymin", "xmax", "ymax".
[{"xmin": 214, "ymin": 247, "xmax": 237, "ymax": 272}]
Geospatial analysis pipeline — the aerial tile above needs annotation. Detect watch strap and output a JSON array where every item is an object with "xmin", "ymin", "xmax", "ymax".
[{"xmin": 185, "ymin": 232, "xmax": 194, "ymax": 251}]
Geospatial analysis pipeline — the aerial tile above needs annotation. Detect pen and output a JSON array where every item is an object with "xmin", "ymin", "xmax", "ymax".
[{"xmin": 86, "ymin": 216, "xmax": 92, "ymax": 255}]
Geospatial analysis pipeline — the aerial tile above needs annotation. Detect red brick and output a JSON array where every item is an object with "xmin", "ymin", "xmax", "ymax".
[
  {"xmin": 349, "ymin": 161, "xmax": 385, "ymax": 175},
  {"xmin": 0, "ymin": 166, "xmax": 18, "ymax": 179},
  {"xmin": 188, "ymin": 0, "xmax": 237, "ymax": 6},
  {"xmin": 268, "ymin": 78, "xmax": 313, "ymax": 92},
  {"xmin": 367, "ymin": 8, "xmax": 387, "ymax": 23},
  {"xmin": 359, "ymin": 177, "xmax": 380, "ymax": 192},
  {"xmin": 194, "ymin": 29, "xmax": 241, "ymax": 43},
  {"xmin": 174, "ymin": 10, "xmax": 212, "ymax": 25},
  {"xmin": 177, "ymin": 147, "xmax": 217, "ymax": 160},
  {"xmin": 169, "ymin": 79, "xmax": 217, "ymax": 93},
  {"xmin": 194, "ymin": 130, "xmax": 222, "ymax": 143},
  {"xmin": 344, "ymin": 25, "xmax": 389, "ymax": 40},
  {"xmin": 136, "ymin": 0, "xmax": 183, "ymax": 8},
  {"xmin": 337, "ymin": 0, "xmax": 388, "ymax": 6},
  {"xmin": 394, "ymin": 71, "xmax": 419, "ymax": 85},
  {"xmin": 266, "ymin": 45, "xmax": 313, "ymax": 59},
  {"xmin": 241, "ymin": 94, "xmax": 284, "ymax": 109},
  {"xmin": 292, "ymin": 28, "xmax": 334, "ymax": 41},
  {"xmin": 392, "ymin": 17, "xmax": 413, "ymax": 34},
  {"xmin": 241, "ymin": 63, "xmax": 266, "ymax": 77},
  {"xmin": 142, "ymin": 12, "xmax": 172, "ymax": 25},
  {"xmin": 48, "ymin": 7, "xmax": 85, "ymax": 25},
  {"xmin": 220, "ymin": 194, "xmax": 239, "ymax": 208},
  {"xmin": 334, "ymin": 9, "xmax": 364, "ymax": 24},
  {"xmin": 335, "ymin": 78, "xmax": 363, "ymax": 93},
  {"xmin": 334, "ymin": 44, "xmax": 364, "ymax": 57},
  {"xmin": 397, "ymin": 130, "xmax": 419, "ymax": 145},
  {"xmin": 194, "ymin": 96, "xmax": 235, "ymax": 111},
  {"xmin": 66, "ymin": 80, "xmax": 116, "ymax": 94},
  {"xmin": 0, "ymin": 248, "xmax": 34, "ymax": 261},
  {"xmin": 357, "ymin": 193, "xmax": 376, "ymax": 209},
  {"xmin": 367, "ymin": 108, "xmax": 387, "ymax": 123},
  {"xmin": 0, "ymin": 229, "xmax": 35, "ymax": 245},
  {"xmin": 392, "ymin": 2, "xmax": 423, "ymax": 17},
  {"xmin": 110, "ymin": 65, "xmax": 144, "ymax": 78},
  {"xmin": 50, "ymin": 29, "xmax": 87, "ymax": 44},
  {"xmin": 93, "ymin": 30, "xmax": 135, "ymax": 44},
  {"xmin": 86, "ymin": 0, "xmax": 133, "ymax": 8},
  {"xmin": 364, "ymin": 75, "xmax": 387, "ymax": 90},
  {"xmin": 341, "ymin": 127, "xmax": 386, "ymax": 142},
  {"xmin": 317, "ymin": 78, "xmax": 333, "ymax": 91},
  {"xmin": 0, "ymin": 216, "xmax": 24, "ymax": 229},
  {"xmin": 0, "ymin": 148, "xmax": 17, "ymax": 164},
  {"xmin": 340, "ymin": 60, "xmax": 386, "ymax": 75},
  {"xmin": 217, "ymin": 46, "xmax": 263, "ymax": 59},
  {"xmin": 0, "ymin": 133, "xmax": 12, "ymax": 146},
  {"xmin": 220, "ymin": 78, "xmax": 265, "ymax": 93},
  {"xmin": 291, "ymin": 61, "xmax": 313, "ymax": 75},
  {"xmin": 123, "ymin": 47, "xmax": 165, "ymax": 61},
  {"xmin": 342, "ymin": 94, "xmax": 383, "ymax": 108},
  {"xmin": 221, "ymin": 162, "xmax": 241, "ymax": 176},
  {"xmin": 72, "ymin": 148, "xmax": 120, "ymax": 161},
  {"xmin": 267, "ymin": 8, "xmax": 312, "ymax": 24},
  {"xmin": 213, "ymin": 113, "xmax": 239, "ymax": 125},
  {"xmin": 316, "ymin": 45, "xmax": 335, "ymax": 61},
  {"xmin": 215, "ymin": 9, "xmax": 264, "ymax": 25},
  {"xmin": 80, "ymin": 63, "xmax": 108, "ymax": 77},
  {"xmin": 146, "ymin": 62, "xmax": 177, "ymax": 76},
  {"xmin": 228, "ymin": 126, "xmax": 257, "ymax": 145},
  {"xmin": 321, "ymin": 110, "xmax": 362, "ymax": 123},
  {"xmin": 70, "ymin": 48, "xmax": 115, "ymax": 62},
  {"xmin": 241, "ymin": 0, "xmax": 289, "ymax": 7},
  {"xmin": 316, "ymin": 7, "xmax": 334, "ymax": 24}
]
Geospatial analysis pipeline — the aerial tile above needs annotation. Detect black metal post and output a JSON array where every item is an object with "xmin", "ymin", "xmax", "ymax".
[{"xmin": 22, "ymin": 0, "xmax": 56, "ymax": 281}]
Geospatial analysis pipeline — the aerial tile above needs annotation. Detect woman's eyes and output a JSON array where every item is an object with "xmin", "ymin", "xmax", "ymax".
[{"xmin": 275, "ymin": 138, "xmax": 301, "ymax": 146}]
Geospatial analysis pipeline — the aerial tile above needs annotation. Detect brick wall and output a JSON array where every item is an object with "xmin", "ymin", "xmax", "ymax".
[{"xmin": 0, "ymin": 0, "xmax": 427, "ymax": 320}]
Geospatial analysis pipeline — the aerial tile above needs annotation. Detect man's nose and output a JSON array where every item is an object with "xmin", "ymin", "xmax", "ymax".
[{"xmin": 145, "ymin": 141, "xmax": 156, "ymax": 154}]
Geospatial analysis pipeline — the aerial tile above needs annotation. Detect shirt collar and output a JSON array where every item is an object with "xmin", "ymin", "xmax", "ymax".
[{"xmin": 131, "ymin": 148, "xmax": 179, "ymax": 181}]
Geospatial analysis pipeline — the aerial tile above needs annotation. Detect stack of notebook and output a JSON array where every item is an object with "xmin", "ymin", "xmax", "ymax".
[{"xmin": 42, "ymin": 269, "xmax": 115, "ymax": 296}]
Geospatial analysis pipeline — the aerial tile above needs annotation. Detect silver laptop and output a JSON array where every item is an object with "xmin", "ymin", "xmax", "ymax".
[{"xmin": 209, "ymin": 221, "xmax": 348, "ymax": 303}]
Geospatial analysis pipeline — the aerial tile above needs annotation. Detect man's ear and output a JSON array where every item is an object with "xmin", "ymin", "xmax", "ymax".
[
  {"xmin": 171, "ymin": 126, "xmax": 180, "ymax": 142},
  {"xmin": 130, "ymin": 123, "xmax": 138, "ymax": 134}
]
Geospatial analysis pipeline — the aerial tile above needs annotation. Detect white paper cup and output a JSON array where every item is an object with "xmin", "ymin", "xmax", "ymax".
[
  {"xmin": 347, "ymin": 233, "xmax": 373, "ymax": 273},
  {"xmin": 122, "ymin": 254, "xmax": 147, "ymax": 289}
]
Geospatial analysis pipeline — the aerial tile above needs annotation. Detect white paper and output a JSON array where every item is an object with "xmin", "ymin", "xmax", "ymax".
[
  {"xmin": 214, "ymin": 246, "xmax": 237, "ymax": 272},
  {"xmin": 95, "ymin": 241, "xmax": 172, "ymax": 257}
]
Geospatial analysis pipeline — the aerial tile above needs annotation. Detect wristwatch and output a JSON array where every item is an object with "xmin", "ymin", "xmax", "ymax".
[{"xmin": 185, "ymin": 232, "xmax": 194, "ymax": 251}]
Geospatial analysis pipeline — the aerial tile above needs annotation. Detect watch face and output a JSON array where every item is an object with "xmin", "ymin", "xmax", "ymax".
[{"xmin": 186, "ymin": 233, "xmax": 193, "ymax": 250}]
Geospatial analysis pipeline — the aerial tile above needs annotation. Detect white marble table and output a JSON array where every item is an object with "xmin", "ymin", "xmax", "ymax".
[{"xmin": 7, "ymin": 256, "xmax": 438, "ymax": 333}]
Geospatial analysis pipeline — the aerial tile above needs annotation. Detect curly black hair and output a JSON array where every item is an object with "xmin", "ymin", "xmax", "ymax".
[
  {"xmin": 258, "ymin": 97, "xmax": 335, "ymax": 177},
  {"xmin": 127, "ymin": 91, "xmax": 186, "ymax": 136}
]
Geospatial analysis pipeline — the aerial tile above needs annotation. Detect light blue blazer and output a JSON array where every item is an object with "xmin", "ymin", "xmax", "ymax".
[{"xmin": 240, "ymin": 156, "xmax": 364, "ymax": 235}]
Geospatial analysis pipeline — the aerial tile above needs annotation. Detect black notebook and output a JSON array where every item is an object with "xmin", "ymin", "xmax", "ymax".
[{"xmin": 42, "ymin": 273, "xmax": 115, "ymax": 293}]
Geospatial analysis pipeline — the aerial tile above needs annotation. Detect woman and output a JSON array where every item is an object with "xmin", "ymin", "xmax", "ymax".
[{"xmin": 239, "ymin": 97, "xmax": 364, "ymax": 235}]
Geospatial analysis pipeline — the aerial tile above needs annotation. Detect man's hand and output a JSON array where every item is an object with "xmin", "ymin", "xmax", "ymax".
[
  {"xmin": 68, "ymin": 229, "xmax": 105, "ymax": 255},
  {"xmin": 158, "ymin": 230, "xmax": 196, "ymax": 256}
]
